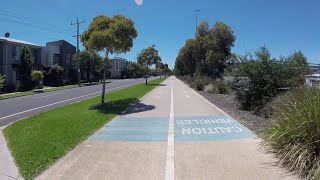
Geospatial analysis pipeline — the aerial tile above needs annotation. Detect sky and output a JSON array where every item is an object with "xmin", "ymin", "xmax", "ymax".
[{"xmin": 0, "ymin": 0, "xmax": 319, "ymax": 68}]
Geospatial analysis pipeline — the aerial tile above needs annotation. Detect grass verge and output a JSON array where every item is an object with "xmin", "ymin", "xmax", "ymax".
[
  {"xmin": 262, "ymin": 87, "xmax": 320, "ymax": 179},
  {"xmin": 0, "ymin": 85, "xmax": 79, "ymax": 100},
  {"xmin": 3, "ymin": 78, "xmax": 166, "ymax": 180},
  {"xmin": 0, "ymin": 81, "xmax": 111, "ymax": 100}
]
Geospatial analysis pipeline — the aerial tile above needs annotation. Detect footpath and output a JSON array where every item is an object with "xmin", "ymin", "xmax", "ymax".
[{"xmin": 37, "ymin": 76, "xmax": 298, "ymax": 180}]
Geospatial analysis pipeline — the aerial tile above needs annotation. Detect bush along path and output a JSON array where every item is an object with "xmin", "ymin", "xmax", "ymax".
[
  {"xmin": 262, "ymin": 88, "xmax": 320, "ymax": 179},
  {"xmin": 3, "ymin": 78, "xmax": 166, "ymax": 180}
]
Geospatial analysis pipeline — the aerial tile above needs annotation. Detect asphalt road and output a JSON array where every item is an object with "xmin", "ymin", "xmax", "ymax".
[{"xmin": 0, "ymin": 78, "xmax": 153, "ymax": 127}]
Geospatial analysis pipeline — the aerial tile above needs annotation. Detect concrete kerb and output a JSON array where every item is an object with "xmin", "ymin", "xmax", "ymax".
[{"xmin": 0, "ymin": 127, "xmax": 22, "ymax": 180}]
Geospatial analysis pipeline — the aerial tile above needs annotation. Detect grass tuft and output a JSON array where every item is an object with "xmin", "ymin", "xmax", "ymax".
[
  {"xmin": 262, "ymin": 87, "xmax": 320, "ymax": 179},
  {"xmin": 3, "ymin": 78, "xmax": 166, "ymax": 180}
]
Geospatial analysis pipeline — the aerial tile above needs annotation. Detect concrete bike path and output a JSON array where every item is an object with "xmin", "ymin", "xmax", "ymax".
[{"xmin": 37, "ymin": 76, "xmax": 298, "ymax": 180}]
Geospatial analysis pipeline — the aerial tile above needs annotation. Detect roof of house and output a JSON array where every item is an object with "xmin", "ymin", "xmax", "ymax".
[
  {"xmin": 46, "ymin": 40, "xmax": 75, "ymax": 48},
  {"xmin": 0, "ymin": 37, "xmax": 41, "ymax": 47}
]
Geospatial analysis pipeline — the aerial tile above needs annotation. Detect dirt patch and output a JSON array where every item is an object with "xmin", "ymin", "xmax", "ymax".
[{"xmin": 199, "ymin": 91, "xmax": 269, "ymax": 135}]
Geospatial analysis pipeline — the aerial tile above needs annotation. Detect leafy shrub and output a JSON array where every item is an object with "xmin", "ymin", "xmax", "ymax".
[
  {"xmin": 207, "ymin": 81, "xmax": 230, "ymax": 94},
  {"xmin": 195, "ymin": 79, "xmax": 205, "ymax": 91},
  {"xmin": 47, "ymin": 65, "xmax": 64, "ymax": 87},
  {"xmin": 0, "ymin": 74, "xmax": 5, "ymax": 93},
  {"xmin": 31, "ymin": 70, "xmax": 44, "ymax": 83},
  {"xmin": 262, "ymin": 88, "xmax": 320, "ymax": 179},
  {"xmin": 195, "ymin": 76, "xmax": 210, "ymax": 91},
  {"xmin": 235, "ymin": 47, "xmax": 310, "ymax": 111}
]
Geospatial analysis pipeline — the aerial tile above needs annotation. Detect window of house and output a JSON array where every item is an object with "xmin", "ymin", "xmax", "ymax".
[
  {"xmin": 53, "ymin": 54, "xmax": 60, "ymax": 65},
  {"xmin": 12, "ymin": 46, "xmax": 20, "ymax": 60},
  {"xmin": 66, "ymin": 53, "xmax": 71, "ymax": 65},
  {"xmin": 12, "ymin": 46, "xmax": 16, "ymax": 57}
]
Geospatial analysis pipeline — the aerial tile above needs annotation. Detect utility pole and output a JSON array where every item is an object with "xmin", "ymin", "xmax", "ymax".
[
  {"xmin": 195, "ymin": 10, "xmax": 200, "ymax": 37},
  {"xmin": 71, "ymin": 17, "xmax": 85, "ymax": 87}
]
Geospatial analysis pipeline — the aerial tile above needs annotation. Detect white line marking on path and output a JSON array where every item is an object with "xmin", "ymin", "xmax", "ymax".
[
  {"xmin": 0, "ymin": 82, "xmax": 142, "ymax": 120},
  {"xmin": 165, "ymin": 77, "xmax": 175, "ymax": 180},
  {"xmin": 34, "ymin": 92, "xmax": 64, "ymax": 99}
]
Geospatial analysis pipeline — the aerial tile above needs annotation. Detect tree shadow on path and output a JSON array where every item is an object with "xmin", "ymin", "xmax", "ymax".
[{"xmin": 89, "ymin": 98, "xmax": 155, "ymax": 116}]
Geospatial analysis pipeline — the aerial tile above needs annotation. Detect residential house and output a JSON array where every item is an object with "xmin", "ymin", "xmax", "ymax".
[
  {"xmin": 109, "ymin": 57, "xmax": 129, "ymax": 79},
  {"xmin": 42, "ymin": 40, "xmax": 76, "ymax": 84},
  {"xmin": 0, "ymin": 36, "xmax": 76, "ymax": 90},
  {"xmin": 0, "ymin": 37, "xmax": 42, "ymax": 90}
]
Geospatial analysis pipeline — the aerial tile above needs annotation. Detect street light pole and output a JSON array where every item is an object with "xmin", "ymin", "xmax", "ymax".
[{"xmin": 195, "ymin": 10, "xmax": 200, "ymax": 37}]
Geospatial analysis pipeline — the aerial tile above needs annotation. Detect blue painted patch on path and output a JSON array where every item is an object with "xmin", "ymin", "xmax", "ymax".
[
  {"xmin": 92, "ymin": 115, "xmax": 256, "ymax": 142},
  {"xmin": 92, "ymin": 117, "xmax": 169, "ymax": 141},
  {"xmin": 175, "ymin": 115, "xmax": 256, "ymax": 141}
]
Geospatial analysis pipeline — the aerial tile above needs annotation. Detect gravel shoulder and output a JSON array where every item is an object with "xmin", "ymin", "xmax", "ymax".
[{"xmin": 199, "ymin": 91, "xmax": 268, "ymax": 134}]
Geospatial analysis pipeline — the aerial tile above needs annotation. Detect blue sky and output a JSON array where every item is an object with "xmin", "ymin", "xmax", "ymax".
[{"xmin": 1, "ymin": 0, "xmax": 319, "ymax": 68}]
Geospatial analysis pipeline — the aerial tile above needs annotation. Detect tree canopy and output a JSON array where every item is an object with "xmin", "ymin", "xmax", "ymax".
[
  {"xmin": 174, "ymin": 21, "xmax": 236, "ymax": 79},
  {"xmin": 73, "ymin": 50, "xmax": 101, "ymax": 83},
  {"xmin": 81, "ymin": 14, "xmax": 138, "ymax": 103},
  {"xmin": 138, "ymin": 45, "xmax": 162, "ymax": 67},
  {"xmin": 20, "ymin": 46, "xmax": 34, "ymax": 91},
  {"xmin": 81, "ymin": 15, "xmax": 138, "ymax": 54}
]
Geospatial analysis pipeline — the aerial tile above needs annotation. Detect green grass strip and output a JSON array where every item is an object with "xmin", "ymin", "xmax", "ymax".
[{"xmin": 3, "ymin": 78, "xmax": 166, "ymax": 180}]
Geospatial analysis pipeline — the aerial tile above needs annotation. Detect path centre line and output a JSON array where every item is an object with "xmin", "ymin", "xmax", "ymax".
[
  {"xmin": 165, "ymin": 77, "xmax": 175, "ymax": 180},
  {"xmin": 0, "ymin": 82, "xmax": 143, "ymax": 120}
]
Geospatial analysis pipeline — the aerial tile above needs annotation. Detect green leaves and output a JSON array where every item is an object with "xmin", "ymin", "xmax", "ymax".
[
  {"xmin": 81, "ymin": 14, "xmax": 138, "ymax": 103},
  {"xmin": 31, "ymin": 70, "xmax": 44, "ymax": 83},
  {"xmin": 81, "ymin": 14, "xmax": 138, "ymax": 54},
  {"xmin": 174, "ymin": 21, "xmax": 236, "ymax": 78},
  {"xmin": 73, "ymin": 50, "xmax": 101, "ymax": 74},
  {"xmin": 138, "ymin": 45, "xmax": 162, "ymax": 67},
  {"xmin": 0, "ymin": 74, "xmax": 5, "ymax": 92},
  {"xmin": 20, "ymin": 46, "xmax": 35, "ymax": 91}
]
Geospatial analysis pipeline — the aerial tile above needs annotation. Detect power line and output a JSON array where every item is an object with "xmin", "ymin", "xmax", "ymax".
[
  {"xmin": 0, "ymin": 9, "xmax": 73, "ymax": 33},
  {"xmin": 0, "ymin": 17, "xmax": 71, "ymax": 36}
]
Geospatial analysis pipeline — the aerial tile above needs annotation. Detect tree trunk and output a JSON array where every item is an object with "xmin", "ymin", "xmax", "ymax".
[
  {"xmin": 101, "ymin": 65, "xmax": 106, "ymax": 104},
  {"xmin": 87, "ymin": 71, "xmax": 91, "ymax": 84}
]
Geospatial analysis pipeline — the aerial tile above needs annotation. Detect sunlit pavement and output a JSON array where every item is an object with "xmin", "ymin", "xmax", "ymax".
[{"xmin": 37, "ymin": 76, "xmax": 298, "ymax": 180}]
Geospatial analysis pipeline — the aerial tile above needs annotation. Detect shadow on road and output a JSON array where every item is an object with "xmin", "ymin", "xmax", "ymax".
[{"xmin": 146, "ymin": 83, "xmax": 166, "ymax": 86}]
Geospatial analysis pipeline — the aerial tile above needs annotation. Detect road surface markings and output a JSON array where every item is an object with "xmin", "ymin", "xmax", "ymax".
[
  {"xmin": 175, "ymin": 116, "xmax": 256, "ymax": 141},
  {"xmin": 34, "ymin": 92, "xmax": 64, "ymax": 99},
  {"xmin": 165, "ymin": 77, "xmax": 175, "ymax": 180},
  {"xmin": 92, "ymin": 117, "xmax": 168, "ymax": 141},
  {"xmin": 0, "ymin": 82, "xmax": 143, "ymax": 120}
]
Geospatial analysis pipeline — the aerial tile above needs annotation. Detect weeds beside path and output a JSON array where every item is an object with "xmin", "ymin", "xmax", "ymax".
[{"xmin": 3, "ymin": 78, "xmax": 166, "ymax": 180}]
